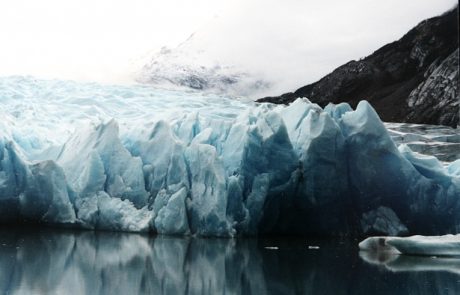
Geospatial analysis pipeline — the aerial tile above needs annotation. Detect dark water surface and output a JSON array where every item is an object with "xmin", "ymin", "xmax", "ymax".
[{"xmin": 0, "ymin": 227, "xmax": 459, "ymax": 295}]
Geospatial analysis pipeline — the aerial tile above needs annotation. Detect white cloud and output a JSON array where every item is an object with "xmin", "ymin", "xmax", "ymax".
[
  {"xmin": 191, "ymin": 0, "xmax": 458, "ymax": 94},
  {"xmin": 0, "ymin": 0, "xmax": 227, "ymax": 82},
  {"xmin": 0, "ymin": 0, "xmax": 456, "ymax": 87}
]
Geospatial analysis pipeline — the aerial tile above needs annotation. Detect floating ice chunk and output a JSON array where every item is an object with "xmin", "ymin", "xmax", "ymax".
[
  {"xmin": 359, "ymin": 235, "xmax": 460, "ymax": 256},
  {"xmin": 264, "ymin": 246, "xmax": 279, "ymax": 250}
]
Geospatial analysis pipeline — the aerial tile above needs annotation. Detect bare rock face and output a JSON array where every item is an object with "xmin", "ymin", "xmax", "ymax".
[
  {"xmin": 259, "ymin": 7, "xmax": 459, "ymax": 127},
  {"xmin": 407, "ymin": 49, "xmax": 459, "ymax": 127}
]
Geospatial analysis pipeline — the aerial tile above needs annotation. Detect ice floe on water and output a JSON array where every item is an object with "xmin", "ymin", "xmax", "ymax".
[
  {"xmin": 0, "ymin": 76, "xmax": 459, "ymax": 236},
  {"xmin": 359, "ymin": 234, "xmax": 460, "ymax": 275},
  {"xmin": 359, "ymin": 235, "xmax": 460, "ymax": 256}
]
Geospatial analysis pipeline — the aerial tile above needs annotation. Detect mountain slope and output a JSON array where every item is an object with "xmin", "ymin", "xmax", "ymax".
[{"xmin": 258, "ymin": 7, "xmax": 459, "ymax": 127}]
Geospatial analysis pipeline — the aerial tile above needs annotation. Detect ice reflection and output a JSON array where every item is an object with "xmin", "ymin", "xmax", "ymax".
[
  {"xmin": 360, "ymin": 250, "xmax": 460, "ymax": 275},
  {"xmin": 0, "ymin": 228, "xmax": 459, "ymax": 295}
]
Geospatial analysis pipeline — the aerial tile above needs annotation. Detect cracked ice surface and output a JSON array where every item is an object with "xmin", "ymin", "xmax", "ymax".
[{"xmin": 0, "ymin": 76, "xmax": 459, "ymax": 236}]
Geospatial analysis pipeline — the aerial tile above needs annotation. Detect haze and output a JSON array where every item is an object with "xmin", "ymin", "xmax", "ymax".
[{"xmin": 0, "ymin": 0, "xmax": 456, "ymax": 87}]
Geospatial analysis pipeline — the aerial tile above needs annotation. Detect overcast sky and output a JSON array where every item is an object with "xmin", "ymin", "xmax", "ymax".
[{"xmin": 0, "ymin": 0, "xmax": 457, "ymax": 85}]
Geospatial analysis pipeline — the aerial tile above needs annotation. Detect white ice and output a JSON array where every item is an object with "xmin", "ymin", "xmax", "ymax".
[
  {"xmin": 359, "ymin": 235, "xmax": 460, "ymax": 256},
  {"xmin": 1, "ymin": 76, "xmax": 459, "ymax": 236}
]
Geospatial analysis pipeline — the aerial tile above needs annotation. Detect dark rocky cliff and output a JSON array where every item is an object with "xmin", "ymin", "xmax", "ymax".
[{"xmin": 258, "ymin": 7, "xmax": 459, "ymax": 127}]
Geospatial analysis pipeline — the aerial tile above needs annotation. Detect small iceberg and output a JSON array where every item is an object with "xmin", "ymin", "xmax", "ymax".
[
  {"xmin": 264, "ymin": 246, "xmax": 279, "ymax": 250},
  {"xmin": 359, "ymin": 235, "xmax": 460, "ymax": 256}
]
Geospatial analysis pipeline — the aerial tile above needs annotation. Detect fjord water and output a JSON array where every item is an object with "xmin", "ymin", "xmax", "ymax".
[{"xmin": 0, "ymin": 227, "xmax": 459, "ymax": 295}]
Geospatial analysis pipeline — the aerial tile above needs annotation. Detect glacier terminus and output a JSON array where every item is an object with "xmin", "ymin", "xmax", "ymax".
[{"xmin": 0, "ymin": 76, "xmax": 459, "ymax": 237}]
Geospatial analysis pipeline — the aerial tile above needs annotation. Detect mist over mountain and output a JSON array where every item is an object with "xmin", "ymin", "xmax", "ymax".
[
  {"xmin": 136, "ymin": 35, "xmax": 272, "ymax": 97},
  {"xmin": 137, "ymin": 0, "xmax": 457, "ymax": 98},
  {"xmin": 259, "ymin": 7, "xmax": 459, "ymax": 127}
]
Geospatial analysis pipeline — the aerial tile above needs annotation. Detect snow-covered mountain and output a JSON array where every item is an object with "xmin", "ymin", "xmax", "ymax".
[
  {"xmin": 137, "ymin": 42, "xmax": 271, "ymax": 97},
  {"xmin": 137, "ymin": 1, "xmax": 457, "ymax": 99}
]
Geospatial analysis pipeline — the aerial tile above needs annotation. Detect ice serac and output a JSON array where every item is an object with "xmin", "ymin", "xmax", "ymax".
[
  {"xmin": 0, "ymin": 139, "xmax": 75, "ymax": 224},
  {"xmin": 56, "ymin": 120, "xmax": 148, "ymax": 207},
  {"xmin": 184, "ymin": 142, "xmax": 231, "ymax": 236},
  {"xmin": 0, "ymin": 79, "xmax": 459, "ymax": 236}
]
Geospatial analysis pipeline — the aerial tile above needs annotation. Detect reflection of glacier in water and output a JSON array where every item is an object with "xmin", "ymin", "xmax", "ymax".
[{"xmin": 0, "ymin": 228, "xmax": 459, "ymax": 295}]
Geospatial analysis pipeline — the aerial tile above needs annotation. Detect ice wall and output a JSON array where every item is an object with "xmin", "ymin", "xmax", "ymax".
[{"xmin": 0, "ymin": 77, "xmax": 459, "ymax": 236}]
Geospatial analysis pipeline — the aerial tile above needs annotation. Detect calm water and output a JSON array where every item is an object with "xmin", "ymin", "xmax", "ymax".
[{"xmin": 0, "ymin": 227, "xmax": 459, "ymax": 295}]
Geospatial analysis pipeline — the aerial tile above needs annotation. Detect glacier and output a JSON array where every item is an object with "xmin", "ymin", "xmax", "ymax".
[{"xmin": 0, "ymin": 76, "xmax": 459, "ymax": 236}]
